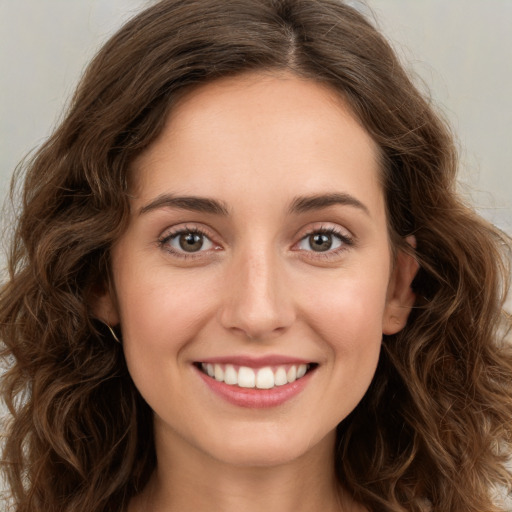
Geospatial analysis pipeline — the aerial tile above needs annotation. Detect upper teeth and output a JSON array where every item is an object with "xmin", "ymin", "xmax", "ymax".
[{"xmin": 201, "ymin": 363, "xmax": 309, "ymax": 389}]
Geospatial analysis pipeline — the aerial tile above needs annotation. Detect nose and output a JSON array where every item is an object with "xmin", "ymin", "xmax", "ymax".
[{"xmin": 218, "ymin": 247, "xmax": 296, "ymax": 341}]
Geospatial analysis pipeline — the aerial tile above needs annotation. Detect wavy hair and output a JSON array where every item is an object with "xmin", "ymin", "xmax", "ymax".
[{"xmin": 1, "ymin": 1, "xmax": 511, "ymax": 511}]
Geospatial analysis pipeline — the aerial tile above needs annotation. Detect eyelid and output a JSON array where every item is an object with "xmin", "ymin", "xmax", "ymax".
[
  {"xmin": 295, "ymin": 222, "xmax": 354, "ymax": 242},
  {"xmin": 292, "ymin": 223, "xmax": 355, "ymax": 258},
  {"xmin": 158, "ymin": 223, "xmax": 222, "ymax": 259}
]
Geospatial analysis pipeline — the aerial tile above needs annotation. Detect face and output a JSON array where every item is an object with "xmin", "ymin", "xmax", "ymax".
[{"xmin": 97, "ymin": 72, "xmax": 417, "ymax": 468}]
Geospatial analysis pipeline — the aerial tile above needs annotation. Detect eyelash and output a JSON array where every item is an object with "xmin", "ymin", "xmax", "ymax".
[
  {"xmin": 158, "ymin": 225, "xmax": 218, "ymax": 260},
  {"xmin": 158, "ymin": 225, "xmax": 354, "ymax": 261},
  {"xmin": 294, "ymin": 226, "xmax": 354, "ymax": 260}
]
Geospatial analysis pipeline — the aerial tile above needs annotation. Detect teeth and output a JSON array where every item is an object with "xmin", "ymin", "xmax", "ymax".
[
  {"xmin": 286, "ymin": 365, "xmax": 296, "ymax": 383},
  {"xmin": 214, "ymin": 364, "xmax": 224, "ymax": 382},
  {"xmin": 238, "ymin": 366, "xmax": 255, "ymax": 388},
  {"xmin": 200, "ymin": 363, "xmax": 311, "ymax": 389},
  {"xmin": 255, "ymin": 367, "xmax": 274, "ymax": 389},
  {"xmin": 297, "ymin": 364, "xmax": 307, "ymax": 379},
  {"xmin": 224, "ymin": 364, "xmax": 238, "ymax": 385},
  {"xmin": 274, "ymin": 367, "xmax": 288, "ymax": 386}
]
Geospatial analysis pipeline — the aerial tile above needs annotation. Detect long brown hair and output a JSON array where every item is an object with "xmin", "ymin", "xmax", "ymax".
[{"xmin": 1, "ymin": 1, "xmax": 511, "ymax": 511}]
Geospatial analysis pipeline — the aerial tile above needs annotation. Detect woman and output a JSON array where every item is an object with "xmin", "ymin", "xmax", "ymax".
[{"xmin": 1, "ymin": 1, "xmax": 511, "ymax": 511}]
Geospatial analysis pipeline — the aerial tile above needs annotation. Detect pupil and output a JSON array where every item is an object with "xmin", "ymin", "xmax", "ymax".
[
  {"xmin": 310, "ymin": 233, "xmax": 332, "ymax": 252},
  {"xmin": 179, "ymin": 233, "xmax": 203, "ymax": 252}
]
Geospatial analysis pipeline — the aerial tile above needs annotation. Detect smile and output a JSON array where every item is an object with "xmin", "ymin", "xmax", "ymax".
[{"xmin": 199, "ymin": 362, "xmax": 314, "ymax": 389}]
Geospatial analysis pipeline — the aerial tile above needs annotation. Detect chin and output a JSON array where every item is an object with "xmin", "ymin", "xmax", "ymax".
[
  {"xmin": 215, "ymin": 446, "xmax": 309, "ymax": 468},
  {"xmin": 203, "ymin": 424, "xmax": 336, "ymax": 468}
]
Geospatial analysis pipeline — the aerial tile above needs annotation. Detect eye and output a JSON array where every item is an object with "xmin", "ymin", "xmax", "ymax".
[
  {"xmin": 299, "ymin": 232, "xmax": 341, "ymax": 252},
  {"xmin": 296, "ymin": 228, "xmax": 352, "ymax": 253},
  {"xmin": 160, "ymin": 228, "xmax": 215, "ymax": 255}
]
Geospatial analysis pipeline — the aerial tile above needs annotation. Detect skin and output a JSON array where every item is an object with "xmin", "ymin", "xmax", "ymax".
[{"xmin": 97, "ymin": 71, "xmax": 418, "ymax": 511}]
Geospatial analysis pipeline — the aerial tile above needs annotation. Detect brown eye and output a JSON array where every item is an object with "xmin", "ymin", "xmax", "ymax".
[
  {"xmin": 308, "ymin": 233, "xmax": 333, "ymax": 252},
  {"xmin": 179, "ymin": 232, "xmax": 204, "ymax": 252},
  {"xmin": 297, "ymin": 230, "xmax": 346, "ymax": 253},
  {"xmin": 163, "ymin": 230, "xmax": 214, "ymax": 254}
]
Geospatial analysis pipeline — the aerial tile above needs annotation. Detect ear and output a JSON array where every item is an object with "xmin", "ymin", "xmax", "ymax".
[
  {"xmin": 91, "ymin": 285, "xmax": 120, "ymax": 327},
  {"xmin": 382, "ymin": 236, "xmax": 419, "ymax": 335}
]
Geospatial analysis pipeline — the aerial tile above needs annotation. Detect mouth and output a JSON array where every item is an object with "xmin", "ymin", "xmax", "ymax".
[{"xmin": 195, "ymin": 362, "xmax": 318, "ymax": 390}]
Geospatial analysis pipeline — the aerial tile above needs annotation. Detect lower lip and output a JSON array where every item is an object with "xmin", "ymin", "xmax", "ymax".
[{"xmin": 195, "ymin": 367, "xmax": 314, "ymax": 408}]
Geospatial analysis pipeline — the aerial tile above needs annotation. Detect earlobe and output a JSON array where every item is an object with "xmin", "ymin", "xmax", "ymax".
[
  {"xmin": 91, "ymin": 287, "xmax": 120, "ymax": 327},
  {"xmin": 382, "ymin": 237, "xmax": 419, "ymax": 335}
]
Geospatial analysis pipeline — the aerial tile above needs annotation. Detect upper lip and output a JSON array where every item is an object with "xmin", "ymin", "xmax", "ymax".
[{"xmin": 196, "ymin": 355, "xmax": 314, "ymax": 368}]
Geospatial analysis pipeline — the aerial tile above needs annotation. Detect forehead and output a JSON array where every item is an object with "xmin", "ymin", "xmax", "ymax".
[{"xmin": 130, "ymin": 71, "xmax": 384, "ymax": 218}]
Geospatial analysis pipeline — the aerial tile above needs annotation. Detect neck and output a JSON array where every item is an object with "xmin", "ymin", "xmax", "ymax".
[{"xmin": 129, "ymin": 427, "xmax": 360, "ymax": 512}]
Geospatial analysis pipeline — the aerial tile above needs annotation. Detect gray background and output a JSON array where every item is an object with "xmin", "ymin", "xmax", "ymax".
[{"xmin": 1, "ymin": 0, "xmax": 511, "ymax": 234}]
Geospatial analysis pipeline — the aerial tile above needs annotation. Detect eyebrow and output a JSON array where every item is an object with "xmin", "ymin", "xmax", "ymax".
[
  {"xmin": 139, "ymin": 194, "xmax": 230, "ymax": 216},
  {"xmin": 289, "ymin": 193, "xmax": 370, "ymax": 216},
  {"xmin": 139, "ymin": 192, "xmax": 369, "ymax": 217}
]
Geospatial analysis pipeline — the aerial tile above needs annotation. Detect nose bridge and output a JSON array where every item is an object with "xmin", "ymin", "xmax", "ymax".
[{"xmin": 219, "ymin": 240, "xmax": 294, "ymax": 339}]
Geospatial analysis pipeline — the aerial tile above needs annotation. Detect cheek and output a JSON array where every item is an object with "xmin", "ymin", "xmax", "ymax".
[
  {"xmin": 117, "ymin": 262, "xmax": 217, "ymax": 331},
  {"xmin": 114, "ymin": 265, "xmax": 219, "ymax": 378},
  {"xmin": 114, "ymin": 271, "xmax": 223, "ymax": 427},
  {"xmin": 306, "ymin": 277, "xmax": 386, "ymax": 414},
  {"xmin": 302, "ymin": 273, "xmax": 388, "ymax": 350}
]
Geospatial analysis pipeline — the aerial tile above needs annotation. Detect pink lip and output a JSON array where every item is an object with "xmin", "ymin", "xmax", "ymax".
[
  {"xmin": 194, "ymin": 365, "xmax": 315, "ymax": 409},
  {"xmin": 198, "ymin": 355, "xmax": 312, "ymax": 368}
]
